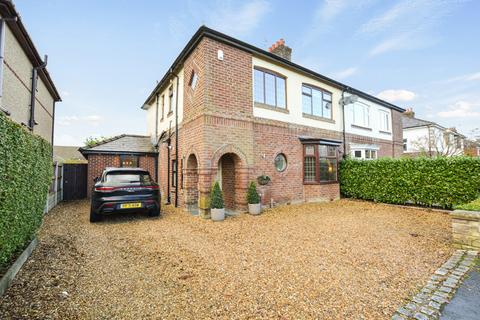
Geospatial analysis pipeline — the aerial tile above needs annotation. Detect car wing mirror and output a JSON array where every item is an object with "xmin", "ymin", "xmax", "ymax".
[{"xmin": 93, "ymin": 177, "xmax": 100, "ymax": 183}]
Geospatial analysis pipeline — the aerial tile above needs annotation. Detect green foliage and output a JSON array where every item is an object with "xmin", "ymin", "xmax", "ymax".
[
  {"xmin": 455, "ymin": 198, "xmax": 480, "ymax": 211},
  {"xmin": 84, "ymin": 136, "xmax": 111, "ymax": 148},
  {"xmin": 0, "ymin": 113, "xmax": 52, "ymax": 270},
  {"xmin": 210, "ymin": 181, "xmax": 224, "ymax": 209},
  {"xmin": 246, "ymin": 181, "xmax": 260, "ymax": 204},
  {"xmin": 339, "ymin": 157, "xmax": 480, "ymax": 209}
]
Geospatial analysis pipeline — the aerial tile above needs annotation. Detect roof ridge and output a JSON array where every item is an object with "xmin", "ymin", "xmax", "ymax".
[{"xmin": 82, "ymin": 134, "xmax": 126, "ymax": 149}]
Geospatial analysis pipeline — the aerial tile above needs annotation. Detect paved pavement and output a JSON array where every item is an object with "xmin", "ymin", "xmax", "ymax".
[{"xmin": 441, "ymin": 265, "xmax": 480, "ymax": 320}]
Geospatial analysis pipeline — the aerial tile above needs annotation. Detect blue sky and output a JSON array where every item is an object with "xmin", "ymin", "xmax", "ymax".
[{"xmin": 16, "ymin": 0, "xmax": 480, "ymax": 145}]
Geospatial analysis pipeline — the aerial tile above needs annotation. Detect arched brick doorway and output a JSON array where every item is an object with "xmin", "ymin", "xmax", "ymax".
[
  {"xmin": 217, "ymin": 153, "xmax": 244, "ymax": 212},
  {"xmin": 185, "ymin": 153, "xmax": 199, "ymax": 215}
]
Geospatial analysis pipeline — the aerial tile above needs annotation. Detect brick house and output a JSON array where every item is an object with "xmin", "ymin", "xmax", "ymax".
[
  {"xmin": 79, "ymin": 135, "xmax": 158, "ymax": 197},
  {"xmin": 141, "ymin": 26, "xmax": 404, "ymax": 217},
  {"xmin": 0, "ymin": 0, "xmax": 61, "ymax": 144}
]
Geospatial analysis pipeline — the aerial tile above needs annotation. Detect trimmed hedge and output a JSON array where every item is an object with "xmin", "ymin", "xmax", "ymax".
[
  {"xmin": 339, "ymin": 157, "xmax": 480, "ymax": 209},
  {"xmin": 0, "ymin": 112, "xmax": 52, "ymax": 270}
]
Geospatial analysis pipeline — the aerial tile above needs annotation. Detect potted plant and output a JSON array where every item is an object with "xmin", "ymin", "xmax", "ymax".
[
  {"xmin": 210, "ymin": 181, "xmax": 225, "ymax": 221},
  {"xmin": 257, "ymin": 175, "xmax": 271, "ymax": 186},
  {"xmin": 246, "ymin": 181, "xmax": 261, "ymax": 215}
]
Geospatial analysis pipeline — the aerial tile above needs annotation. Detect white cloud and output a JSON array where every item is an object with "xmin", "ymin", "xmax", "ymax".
[
  {"xmin": 377, "ymin": 89, "xmax": 416, "ymax": 103},
  {"xmin": 363, "ymin": 0, "xmax": 463, "ymax": 56},
  {"xmin": 55, "ymin": 133, "xmax": 82, "ymax": 146},
  {"xmin": 443, "ymin": 72, "xmax": 480, "ymax": 83},
  {"xmin": 333, "ymin": 67, "xmax": 358, "ymax": 80},
  {"xmin": 316, "ymin": 0, "xmax": 350, "ymax": 22},
  {"xmin": 206, "ymin": 0, "xmax": 270, "ymax": 37},
  {"xmin": 437, "ymin": 101, "xmax": 480, "ymax": 118},
  {"xmin": 57, "ymin": 114, "xmax": 103, "ymax": 127}
]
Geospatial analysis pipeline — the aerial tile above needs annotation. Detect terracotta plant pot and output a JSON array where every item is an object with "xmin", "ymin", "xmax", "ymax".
[
  {"xmin": 248, "ymin": 203, "xmax": 261, "ymax": 215},
  {"xmin": 211, "ymin": 208, "xmax": 225, "ymax": 221}
]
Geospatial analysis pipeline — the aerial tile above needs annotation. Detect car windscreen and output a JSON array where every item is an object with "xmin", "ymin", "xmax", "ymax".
[{"xmin": 103, "ymin": 172, "xmax": 152, "ymax": 185}]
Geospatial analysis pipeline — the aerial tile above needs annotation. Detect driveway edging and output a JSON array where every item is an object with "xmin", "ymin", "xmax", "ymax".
[
  {"xmin": 0, "ymin": 237, "xmax": 38, "ymax": 297},
  {"xmin": 392, "ymin": 250, "xmax": 479, "ymax": 320}
]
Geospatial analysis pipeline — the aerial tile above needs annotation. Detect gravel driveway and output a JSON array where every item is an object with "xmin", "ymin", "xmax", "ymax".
[{"xmin": 0, "ymin": 200, "xmax": 452, "ymax": 319}]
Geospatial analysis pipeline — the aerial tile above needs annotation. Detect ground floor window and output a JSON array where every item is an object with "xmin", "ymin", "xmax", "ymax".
[
  {"xmin": 120, "ymin": 155, "xmax": 139, "ymax": 167},
  {"xmin": 303, "ymin": 144, "xmax": 338, "ymax": 183},
  {"xmin": 172, "ymin": 160, "xmax": 177, "ymax": 187},
  {"xmin": 350, "ymin": 145, "xmax": 379, "ymax": 160}
]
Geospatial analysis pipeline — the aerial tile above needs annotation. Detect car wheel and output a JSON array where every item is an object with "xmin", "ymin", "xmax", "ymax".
[
  {"xmin": 149, "ymin": 208, "xmax": 160, "ymax": 217},
  {"xmin": 90, "ymin": 209, "xmax": 102, "ymax": 222}
]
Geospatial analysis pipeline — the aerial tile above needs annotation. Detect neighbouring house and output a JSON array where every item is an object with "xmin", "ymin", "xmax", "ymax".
[
  {"xmin": 53, "ymin": 145, "xmax": 87, "ymax": 164},
  {"xmin": 402, "ymin": 108, "xmax": 465, "ymax": 157},
  {"xmin": 0, "ymin": 0, "xmax": 61, "ymax": 145},
  {"xmin": 464, "ymin": 140, "xmax": 480, "ymax": 157},
  {"xmin": 141, "ymin": 26, "xmax": 405, "ymax": 216},
  {"xmin": 79, "ymin": 135, "xmax": 158, "ymax": 197}
]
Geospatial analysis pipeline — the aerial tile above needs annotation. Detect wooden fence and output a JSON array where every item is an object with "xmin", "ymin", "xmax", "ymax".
[{"xmin": 44, "ymin": 162, "xmax": 63, "ymax": 213}]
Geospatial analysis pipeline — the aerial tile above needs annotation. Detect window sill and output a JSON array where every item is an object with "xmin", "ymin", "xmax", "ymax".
[
  {"xmin": 254, "ymin": 102, "xmax": 289, "ymax": 114},
  {"xmin": 351, "ymin": 124, "xmax": 372, "ymax": 131},
  {"xmin": 302, "ymin": 113, "xmax": 335, "ymax": 124},
  {"xmin": 379, "ymin": 130, "xmax": 392, "ymax": 135},
  {"xmin": 303, "ymin": 181, "xmax": 339, "ymax": 185}
]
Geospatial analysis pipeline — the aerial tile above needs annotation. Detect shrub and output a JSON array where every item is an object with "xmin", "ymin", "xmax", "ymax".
[
  {"xmin": 210, "ymin": 181, "xmax": 224, "ymax": 209},
  {"xmin": 339, "ymin": 157, "xmax": 480, "ymax": 209},
  {"xmin": 455, "ymin": 198, "xmax": 480, "ymax": 211},
  {"xmin": 246, "ymin": 181, "xmax": 260, "ymax": 204},
  {"xmin": 0, "ymin": 112, "xmax": 52, "ymax": 270}
]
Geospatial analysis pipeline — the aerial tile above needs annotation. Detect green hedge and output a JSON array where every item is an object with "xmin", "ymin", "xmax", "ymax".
[
  {"xmin": 339, "ymin": 157, "xmax": 480, "ymax": 209},
  {"xmin": 0, "ymin": 112, "xmax": 52, "ymax": 270}
]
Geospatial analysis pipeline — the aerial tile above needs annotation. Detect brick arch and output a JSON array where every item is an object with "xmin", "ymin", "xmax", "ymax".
[{"xmin": 211, "ymin": 144, "xmax": 249, "ymax": 169}]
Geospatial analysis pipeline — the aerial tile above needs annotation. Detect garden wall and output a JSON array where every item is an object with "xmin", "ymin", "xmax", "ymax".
[
  {"xmin": 339, "ymin": 157, "xmax": 480, "ymax": 209},
  {"xmin": 0, "ymin": 112, "xmax": 52, "ymax": 270}
]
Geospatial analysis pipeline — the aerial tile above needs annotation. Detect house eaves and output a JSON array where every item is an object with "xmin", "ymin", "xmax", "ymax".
[
  {"xmin": 0, "ymin": 0, "xmax": 61, "ymax": 101},
  {"xmin": 141, "ymin": 26, "xmax": 405, "ymax": 113}
]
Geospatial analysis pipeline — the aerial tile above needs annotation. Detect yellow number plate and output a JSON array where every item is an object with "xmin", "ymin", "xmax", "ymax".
[{"xmin": 120, "ymin": 203, "xmax": 142, "ymax": 209}]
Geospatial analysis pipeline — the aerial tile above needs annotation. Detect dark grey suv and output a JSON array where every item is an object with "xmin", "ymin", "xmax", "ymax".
[{"xmin": 90, "ymin": 168, "xmax": 160, "ymax": 222}]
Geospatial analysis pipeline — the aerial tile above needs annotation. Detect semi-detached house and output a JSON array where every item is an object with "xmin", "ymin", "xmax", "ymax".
[
  {"xmin": 0, "ymin": 0, "xmax": 61, "ymax": 144},
  {"xmin": 141, "ymin": 26, "xmax": 404, "ymax": 217}
]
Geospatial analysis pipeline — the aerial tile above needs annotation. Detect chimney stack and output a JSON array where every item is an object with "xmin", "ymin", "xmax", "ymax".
[
  {"xmin": 268, "ymin": 38, "xmax": 292, "ymax": 61},
  {"xmin": 404, "ymin": 107, "xmax": 415, "ymax": 118}
]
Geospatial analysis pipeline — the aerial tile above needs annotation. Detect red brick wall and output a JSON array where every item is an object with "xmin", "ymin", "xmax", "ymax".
[
  {"xmin": 156, "ymin": 36, "xmax": 403, "ymax": 214},
  {"xmin": 86, "ymin": 153, "xmax": 157, "ymax": 198}
]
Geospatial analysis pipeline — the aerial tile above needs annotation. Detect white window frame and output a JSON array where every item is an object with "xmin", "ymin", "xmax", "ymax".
[
  {"xmin": 352, "ymin": 102, "xmax": 370, "ymax": 128},
  {"xmin": 350, "ymin": 144, "xmax": 379, "ymax": 160},
  {"xmin": 379, "ymin": 110, "xmax": 390, "ymax": 132}
]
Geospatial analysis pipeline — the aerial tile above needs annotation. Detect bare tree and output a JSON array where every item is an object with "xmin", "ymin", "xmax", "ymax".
[{"xmin": 410, "ymin": 127, "xmax": 464, "ymax": 157}]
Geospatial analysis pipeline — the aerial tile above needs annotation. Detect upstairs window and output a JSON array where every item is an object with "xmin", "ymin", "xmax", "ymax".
[
  {"xmin": 161, "ymin": 94, "xmax": 165, "ymax": 120},
  {"xmin": 302, "ymin": 85, "xmax": 332, "ymax": 119},
  {"xmin": 352, "ymin": 102, "xmax": 370, "ymax": 128},
  {"xmin": 168, "ymin": 86, "xmax": 174, "ymax": 114},
  {"xmin": 189, "ymin": 71, "xmax": 198, "ymax": 90},
  {"xmin": 303, "ymin": 144, "xmax": 338, "ymax": 183},
  {"xmin": 379, "ymin": 110, "xmax": 390, "ymax": 132},
  {"xmin": 254, "ymin": 68, "xmax": 286, "ymax": 109}
]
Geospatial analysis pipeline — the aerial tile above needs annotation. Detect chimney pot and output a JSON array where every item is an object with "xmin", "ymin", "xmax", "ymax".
[{"xmin": 269, "ymin": 38, "xmax": 292, "ymax": 61}]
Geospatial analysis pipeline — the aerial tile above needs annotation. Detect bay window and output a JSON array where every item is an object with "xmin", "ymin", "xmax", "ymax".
[
  {"xmin": 254, "ymin": 67, "xmax": 286, "ymax": 109},
  {"xmin": 302, "ymin": 84, "xmax": 332, "ymax": 119},
  {"xmin": 303, "ymin": 144, "xmax": 338, "ymax": 183}
]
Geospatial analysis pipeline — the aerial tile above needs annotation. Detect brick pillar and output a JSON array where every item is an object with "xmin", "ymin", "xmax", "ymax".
[{"xmin": 198, "ymin": 167, "xmax": 213, "ymax": 218}]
